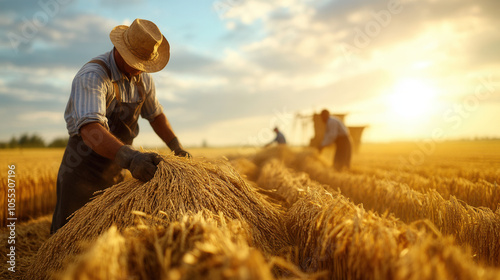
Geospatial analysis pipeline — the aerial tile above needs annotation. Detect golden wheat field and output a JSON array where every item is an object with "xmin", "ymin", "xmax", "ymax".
[{"xmin": 1, "ymin": 141, "xmax": 500, "ymax": 280}]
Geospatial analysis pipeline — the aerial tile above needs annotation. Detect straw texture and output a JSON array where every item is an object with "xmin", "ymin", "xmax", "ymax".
[{"xmin": 26, "ymin": 154, "xmax": 288, "ymax": 279}]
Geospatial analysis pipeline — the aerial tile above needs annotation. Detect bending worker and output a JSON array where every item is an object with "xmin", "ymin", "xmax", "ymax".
[
  {"xmin": 265, "ymin": 127, "xmax": 286, "ymax": 147},
  {"xmin": 318, "ymin": 109, "xmax": 352, "ymax": 171},
  {"xmin": 51, "ymin": 19, "xmax": 190, "ymax": 233}
]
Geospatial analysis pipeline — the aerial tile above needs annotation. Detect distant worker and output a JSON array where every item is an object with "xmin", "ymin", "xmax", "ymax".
[
  {"xmin": 51, "ymin": 19, "xmax": 190, "ymax": 233},
  {"xmin": 265, "ymin": 127, "xmax": 286, "ymax": 147},
  {"xmin": 318, "ymin": 109, "xmax": 352, "ymax": 170}
]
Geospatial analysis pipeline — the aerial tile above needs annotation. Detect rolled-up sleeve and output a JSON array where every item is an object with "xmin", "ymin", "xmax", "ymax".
[
  {"xmin": 140, "ymin": 74, "xmax": 163, "ymax": 122},
  {"xmin": 65, "ymin": 72, "xmax": 109, "ymax": 136}
]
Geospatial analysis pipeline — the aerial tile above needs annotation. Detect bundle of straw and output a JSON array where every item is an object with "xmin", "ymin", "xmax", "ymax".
[
  {"xmin": 230, "ymin": 157, "xmax": 259, "ymax": 182},
  {"xmin": 27, "ymin": 154, "xmax": 288, "ymax": 279},
  {"xmin": 252, "ymin": 147, "xmax": 500, "ymax": 279},
  {"xmin": 257, "ymin": 158, "xmax": 416, "ymax": 279},
  {"xmin": 254, "ymin": 146, "xmax": 500, "ymax": 267},
  {"xmin": 256, "ymin": 159, "xmax": 328, "ymax": 208},
  {"xmin": 60, "ymin": 212, "xmax": 277, "ymax": 280},
  {"xmin": 395, "ymin": 236, "xmax": 500, "ymax": 280}
]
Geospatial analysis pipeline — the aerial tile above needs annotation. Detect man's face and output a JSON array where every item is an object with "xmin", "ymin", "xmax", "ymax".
[
  {"xmin": 114, "ymin": 48, "xmax": 143, "ymax": 78},
  {"xmin": 122, "ymin": 60, "xmax": 142, "ymax": 77}
]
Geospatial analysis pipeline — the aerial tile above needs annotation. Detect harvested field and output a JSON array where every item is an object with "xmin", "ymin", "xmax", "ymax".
[
  {"xmin": 247, "ymin": 158, "xmax": 500, "ymax": 279},
  {"xmin": 1, "ymin": 141, "xmax": 500, "ymax": 279},
  {"xmin": 251, "ymin": 146, "xmax": 500, "ymax": 266}
]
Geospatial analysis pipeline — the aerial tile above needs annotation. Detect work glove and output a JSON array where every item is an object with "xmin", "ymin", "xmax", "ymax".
[
  {"xmin": 115, "ymin": 145, "xmax": 163, "ymax": 182},
  {"xmin": 167, "ymin": 137, "xmax": 192, "ymax": 158}
]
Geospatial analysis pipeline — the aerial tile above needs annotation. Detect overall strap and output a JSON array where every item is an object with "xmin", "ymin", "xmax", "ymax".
[
  {"xmin": 135, "ymin": 74, "xmax": 146, "ymax": 102},
  {"xmin": 87, "ymin": 59, "xmax": 121, "ymax": 104}
]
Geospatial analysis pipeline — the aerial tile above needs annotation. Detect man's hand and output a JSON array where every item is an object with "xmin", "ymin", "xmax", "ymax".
[
  {"xmin": 115, "ymin": 145, "xmax": 163, "ymax": 181},
  {"xmin": 167, "ymin": 137, "xmax": 192, "ymax": 158},
  {"xmin": 150, "ymin": 113, "xmax": 192, "ymax": 158}
]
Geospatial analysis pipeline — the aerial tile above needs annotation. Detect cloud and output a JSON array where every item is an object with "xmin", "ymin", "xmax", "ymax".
[
  {"xmin": 167, "ymin": 47, "xmax": 218, "ymax": 73},
  {"xmin": 19, "ymin": 111, "xmax": 64, "ymax": 123},
  {"xmin": 0, "ymin": 5, "xmax": 118, "ymax": 139},
  {"xmin": 1, "ymin": 0, "xmax": 499, "ymax": 144},
  {"xmin": 99, "ymin": 0, "xmax": 145, "ymax": 7},
  {"xmin": 171, "ymin": 0, "xmax": 500, "ymax": 142},
  {"xmin": 221, "ymin": 0, "xmax": 500, "ymax": 75},
  {"xmin": 2, "ymin": 13, "xmax": 116, "ymax": 68}
]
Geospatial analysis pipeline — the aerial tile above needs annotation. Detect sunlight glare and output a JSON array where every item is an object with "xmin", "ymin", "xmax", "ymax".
[{"xmin": 388, "ymin": 78, "xmax": 437, "ymax": 121}]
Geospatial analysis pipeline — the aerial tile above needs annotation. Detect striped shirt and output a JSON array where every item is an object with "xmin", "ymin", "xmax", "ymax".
[
  {"xmin": 321, "ymin": 116, "xmax": 349, "ymax": 147},
  {"xmin": 64, "ymin": 50, "xmax": 163, "ymax": 136}
]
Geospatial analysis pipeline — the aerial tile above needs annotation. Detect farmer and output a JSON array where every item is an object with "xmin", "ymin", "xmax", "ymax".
[
  {"xmin": 318, "ymin": 109, "xmax": 352, "ymax": 171},
  {"xmin": 51, "ymin": 19, "xmax": 190, "ymax": 233},
  {"xmin": 265, "ymin": 127, "xmax": 287, "ymax": 147}
]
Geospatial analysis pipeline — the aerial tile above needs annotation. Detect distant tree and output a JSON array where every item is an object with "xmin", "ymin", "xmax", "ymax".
[
  {"xmin": 1, "ymin": 133, "xmax": 70, "ymax": 148},
  {"xmin": 17, "ymin": 133, "xmax": 45, "ymax": 148},
  {"xmin": 48, "ymin": 137, "xmax": 69, "ymax": 148},
  {"xmin": 18, "ymin": 134, "xmax": 29, "ymax": 146},
  {"xmin": 8, "ymin": 137, "xmax": 18, "ymax": 148}
]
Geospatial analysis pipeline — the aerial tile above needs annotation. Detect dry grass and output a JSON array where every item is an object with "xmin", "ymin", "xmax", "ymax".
[
  {"xmin": 2, "ymin": 142, "xmax": 500, "ymax": 279},
  {"xmin": 0, "ymin": 147, "xmax": 256, "ymax": 226},
  {"xmin": 59, "ymin": 212, "xmax": 278, "ymax": 280},
  {"xmin": 351, "ymin": 165, "xmax": 500, "ymax": 211},
  {"xmin": 0, "ymin": 150, "xmax": 60, "ymax": 226},
  {"xmin": 26, "ymin": 154, "xmax": 289, "ymax": 280},
  {"xmin": 0, "ymin": 215, "xmax": 51, "ymax": 280},
  {"xmin": 251, "ymin": 146, "xmax": 500, "ymax": 267},
  {"xmin": 249, "ymin": 154, "xmax": 500, "ymax": 280}
]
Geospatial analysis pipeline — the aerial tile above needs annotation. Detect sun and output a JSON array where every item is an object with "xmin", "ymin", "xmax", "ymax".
[{"xmin": 387, "ymin": 78, "xmax": 437, "ymax": 121}]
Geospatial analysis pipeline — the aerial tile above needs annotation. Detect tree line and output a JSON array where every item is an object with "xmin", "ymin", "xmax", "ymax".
[{"xmin": 0, "ymin": 133, "xmax": 68, "ymax": 149}]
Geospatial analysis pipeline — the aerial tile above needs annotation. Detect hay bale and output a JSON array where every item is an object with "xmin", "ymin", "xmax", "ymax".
[
  {"xmin": 260, "ymin": 159, "xmax": 420, "ymax": 279},
  {"xmin": 395, "ymin": 236, "xmax": 500, "ymax": 280},
  {"xmin": 260, "ymin": 146, "xmax": 500, "ymax": 267},
  {"xmin": 256, "ymin": 159, "xmax": 327, "ymax": 208},
  {"xmin": 27, "ymin": 154, "xmax": 289, "ymax": 279},
  {"xmin": 60, "ymin": 225, "xmax": 127, "ymax": 280},
  {"xmin": 230, "ymin": 157, "xmax": 258, "ymax": 182},
  {"xmin": 253, "ymin": 148, "xmax": 500, "ymax": 279},
  {"xmin": 256, "ymin": 157, "xmax": 417, "ymax": 279},
  {"xmin": 60, "ymin": 212, "xmax": 277, "ymax": 280}
]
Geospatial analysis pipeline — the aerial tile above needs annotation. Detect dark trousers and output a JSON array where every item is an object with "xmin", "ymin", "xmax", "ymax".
[
  {"xmin": 50, "ymin": 136, "xmax": 123, "ymax": 233},
  {"xmin": 333, "ymin": 135, "xmax": 352, "ymax": 171}
]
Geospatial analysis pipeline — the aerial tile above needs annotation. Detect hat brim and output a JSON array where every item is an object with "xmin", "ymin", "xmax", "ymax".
[{"xmin": 110, "ymin": 25, "xmax": 170, "ymax": 73}]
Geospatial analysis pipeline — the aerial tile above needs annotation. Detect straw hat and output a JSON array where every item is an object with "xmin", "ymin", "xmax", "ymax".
[{"xmin": 110, "ymin": 19, "xmax": 170, "ymax": 73}]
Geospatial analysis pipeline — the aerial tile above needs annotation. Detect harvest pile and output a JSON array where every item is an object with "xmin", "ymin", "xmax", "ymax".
[
  {"xmin": 59, "ymin": 213, "xmax": 285, "ymax": 280},
  {"xmin": 242, "ymin": 155, "xmax": 500, "ymax": 279},
  {"xmin": 1, "ymin": 142, "xmax": 499, "ymax": 279},
  {"xmin": 26, "ymin": 155, "xmax": 289, "ymax": 279},
  {"xmin": 257, "ymin": 147, "xmax": 500, "ymax": 266}
]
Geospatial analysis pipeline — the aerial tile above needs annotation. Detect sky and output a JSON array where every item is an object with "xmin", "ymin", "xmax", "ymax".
[{"xmin": 0, "ymin": 0, "xmax": 499, "ymax": 148}]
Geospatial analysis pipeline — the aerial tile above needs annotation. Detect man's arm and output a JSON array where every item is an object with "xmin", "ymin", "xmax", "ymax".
[
  {"xmin": 150, "ymin": 113, "xmax": 176, "ymax": 145},
  {"xmin": 150, "ymin": 113, "xmax": 190, "ymax": 157},
  {"xmin": 80, "ymin": 122, "xmax": 123, "ymax": 159},
  {"xmin": 80, "ymin": 122, "xmax": 162, "ymax": 181},
  {"xmin": 265, "ymin": 134, "xmax": 278, "ymax": 147}
]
